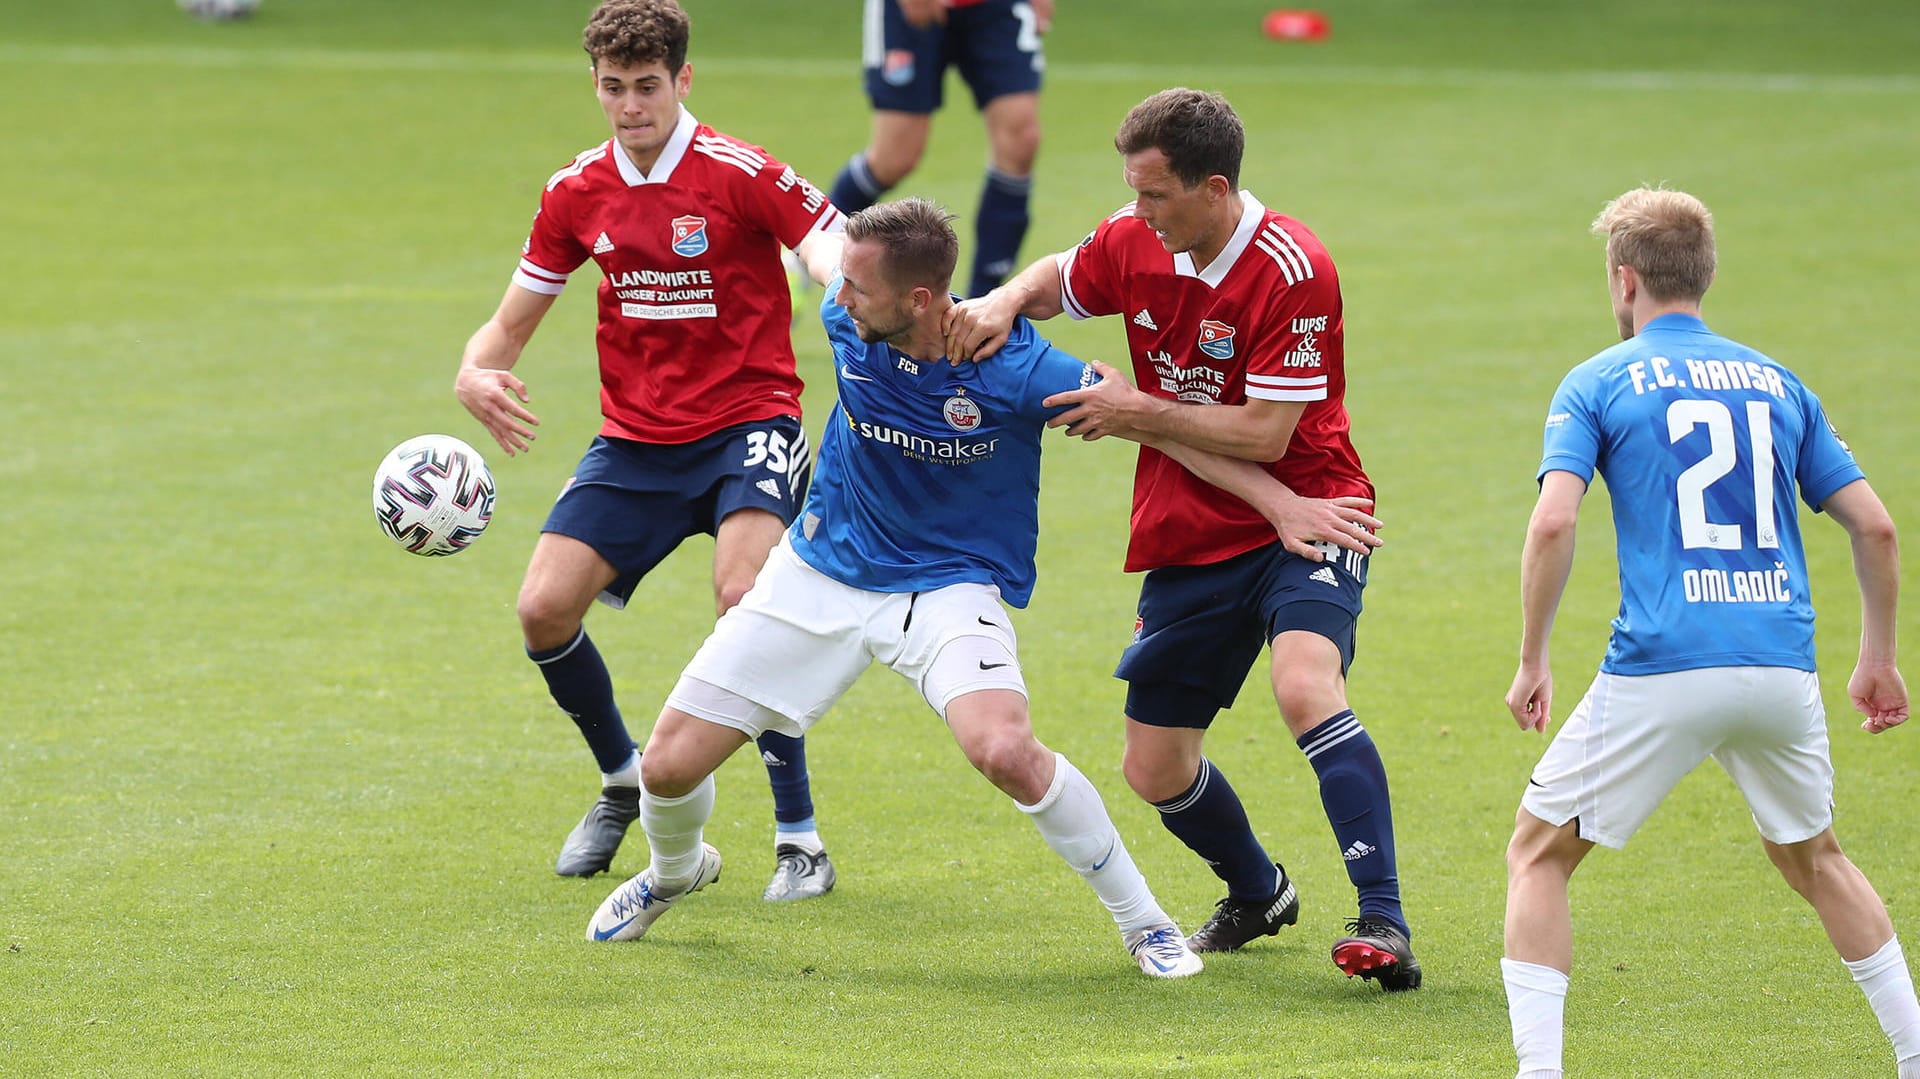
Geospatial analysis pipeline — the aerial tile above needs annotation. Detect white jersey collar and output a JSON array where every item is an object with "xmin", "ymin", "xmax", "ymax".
[
  {"xmin": 613, "ymin": 107, "xmax": 697, "ymax": 186},
  {"xmin": 1172, "ymin": 190, "xmax": 1266, "ymax": 288}
]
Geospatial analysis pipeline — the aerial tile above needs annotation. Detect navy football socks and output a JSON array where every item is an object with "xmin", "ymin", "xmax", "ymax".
[
  {"xmin": 1298, "ymin": 710, "xmax": 1408, "ymax": 937},
  {"xmin": 1152, "ymin": 758, "xmax": 1282, "ymax": 900},
  {"xmin": 526, "ymin": 628, "xmax": 636, "ymax": 775},
  {"xmin": 970, "ymin": 166, "xmax": 1031, "ymax": 297},
  {"xmin": 829, "ymin": 152, "xmax": 887, "ymax": 215},
  {"xmin": 756, "ymin": 730, "xmax": 817, "ymax": 833}
]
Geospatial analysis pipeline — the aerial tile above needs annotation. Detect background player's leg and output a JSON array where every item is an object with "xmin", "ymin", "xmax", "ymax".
[
  {"xmin": 1503, "ymin": 810, "xmax": 1593, "ymax": 1079},
  {"xmin": 1765, "ymin": 829, "xmax": 1920, "ymax": 1073},
  {"xmin": 831, "ymin": 111, "xmax": 931, "ymax": 213},
  {"xmin": 713, "ymin": 508, "xmax": 834, "ymax": 899},
  {"xmin": 972, "ymin": 92, "xmax": 1039, "ymax": 296}
]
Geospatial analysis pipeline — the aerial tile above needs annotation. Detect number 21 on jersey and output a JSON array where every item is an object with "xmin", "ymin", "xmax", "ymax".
[{"xmin": 1668, "ymin": 399, "xmax": 1778, "ymax": 551}]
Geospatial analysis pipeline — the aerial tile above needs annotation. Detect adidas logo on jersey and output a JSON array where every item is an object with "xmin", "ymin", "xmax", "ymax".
[
  {"xmin": 756, "ymin": 478, "xmax": 782, "ymax": 499},
  {"xmin": 1342, "ymin": 840, "xmax": 1377, "ymax": 862},
  {"xmin": 592, "ymin": 231, "xmax": 615, "ymax": 254},
  {"xmin": 1310, "ymin": 565, "xmax": 1340, "ymax": 587},
  {"xmin": 1132, "ymin": 309, "xmax": 1158, "ymax": 330}
]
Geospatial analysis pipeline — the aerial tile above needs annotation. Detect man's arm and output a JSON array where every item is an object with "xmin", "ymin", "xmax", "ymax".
[
  {"xmin": 793, "ymin": 230, "xmax": 847, "ymax": 288},
  {"xmin": 945, "ymin": 254, "xmax": 1064, "ymax": 362},
  {"xmin": 1047, "ymin": 368, "xmax": 1302, "ymax": 461},
  {"xmin": 1504, "ymin": 470, "xmax": 1588, "ymax": 732},
  {"xmin": 454, "ymin": 284, "xmax": 557, "ymax": 457},
  {"xmin": 1147, "ymin": 437, "xmax": 1381, "ymax": 560},
  {"xmin": 1822, "ymin": 478, "xmax": 1908, "ymax": 733}
]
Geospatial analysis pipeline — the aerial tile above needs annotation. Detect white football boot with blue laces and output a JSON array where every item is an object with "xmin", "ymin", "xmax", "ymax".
[
  {"xmin": 585, "ymin": 843, "xmax": 722, "ymax": 942},
  {"xmin": 1127, "ymin": 924, "xmax": 1205, "ymax": 979}
]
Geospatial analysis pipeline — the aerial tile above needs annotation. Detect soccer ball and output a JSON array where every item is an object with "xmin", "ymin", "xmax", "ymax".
[
  {"xmin": 372, "ymin": 434, "xmax": 496, "ymax": 556},
  {"xmin": 179, "ymin": 0, "xmax": 260, "ymax": 21}
]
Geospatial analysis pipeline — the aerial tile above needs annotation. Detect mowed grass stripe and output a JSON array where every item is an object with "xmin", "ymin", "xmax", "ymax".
[{"xmin": 4, "ymin": 42, "xmax": 1919, "ymax": 95}]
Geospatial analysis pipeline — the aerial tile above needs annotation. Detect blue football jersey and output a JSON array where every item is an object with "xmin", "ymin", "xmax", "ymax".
[
  {"xmin": 788, "ymin": 276, "xmax": 1098, "ymax": 608},
  {"xmin": 1539, "ymin": 314, "xmax": 1863, "ymax": 674}
]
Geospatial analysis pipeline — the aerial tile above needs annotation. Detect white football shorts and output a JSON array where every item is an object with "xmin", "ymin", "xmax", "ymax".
[
  {"xmin": 1520, "ymin": 666, "xmax": 1833, "ymax": 848},
  {"xmin": 666, "ymin": 537, "xmax": 1026, "ymax": 739}
]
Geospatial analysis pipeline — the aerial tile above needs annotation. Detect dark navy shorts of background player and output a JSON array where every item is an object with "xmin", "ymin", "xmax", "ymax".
[
  {"xmin": 864, "ymin": 0, "xmax": 1043, "ymax": 113},
  {"xmin": 1118, "ymin": 539, "xmax": 1368, "ymax": 730},
  {"xmin": 541, "ymin": 417, "xmax": 810, "ymax": 606}
]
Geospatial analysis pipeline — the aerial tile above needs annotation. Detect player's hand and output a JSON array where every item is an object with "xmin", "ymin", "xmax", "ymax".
[
  {"xmin": 1506, "ymin": 661, "xmax": 1553, "ymax": 732},
  {"xmin": 1032, "ymin": 0, "xmax": 1055, "ymax": 33},
  {"xmin": 1261, "ymin": 493, "xmax": 1382, "ymax": 561},
  {"xmin": 1849, "ymin": 662, "xmax": 1909, "ymax": 733},
  {"xmin": 898, "ymin": 0, "xmax": 945, "ymax": 28},
  {"xmin": 455, "ymin": 366, "xmax": 539, "ymax": 457},
  {"xmin": 1043, "ymin": 360, "xmax": 1144, "ymax": 440},
  {"xmin": 945, "ymin": 292, "xmax": 1018, "ymax": 364}
]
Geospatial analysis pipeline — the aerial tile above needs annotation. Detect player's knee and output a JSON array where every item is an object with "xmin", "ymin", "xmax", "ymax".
[
  {"xmin": 516, "ymin": 588, "xmax": 580, "ymax": 650},
  {"xmin": 1120, "ymin": 746, "xmax": 1191, "ymax": 804},
  {"xmin": 1768, "ymin": 833, "xmax": 1846, "ymax": 898},
  {"xmin": 1270, "ymin": 672, "xmax": 1339, "ymax": 730},
  {"xmin": 714, "ymin": 578, "xmax": 753, "ymax": 616},
  {"xmin": 990, "ymin": 121, "xmax": 1040, "ymax": 174},
  {"xmin": 866, "ymin": 144, "xmax": 921, "ymax": 188},
  {"xmin": 966, "ymin": 729, "xmax": 1045, "ymax": 798},
  {"xmin": 638, "ymin": 746, "xmax": 702, "ymax": 799}
]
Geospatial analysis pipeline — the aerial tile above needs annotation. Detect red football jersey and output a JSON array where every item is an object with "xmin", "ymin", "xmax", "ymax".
[
  {"xmin": 1056, "ymin": 193, "xmax": 1372, "ymax": 571},
  {"xmin": 512, "ymin": 110, "xmax": 842, "ymax": 444}
]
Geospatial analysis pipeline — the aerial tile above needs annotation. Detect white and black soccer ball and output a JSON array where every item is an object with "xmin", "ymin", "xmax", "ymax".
[
  {"xmin": 179, "ymin": 0, "xmax": 261, "ymax": 21},
  {"xmin": 372, "ymin": 434, "xmax": 496, "ymax": 557}
]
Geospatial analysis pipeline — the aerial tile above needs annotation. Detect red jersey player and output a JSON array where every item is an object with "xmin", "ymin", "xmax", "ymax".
[
  {"xmin": 946, "ymin": 87, "xmax": 1420, "ymax": 990},
  {"xmin": 454, "ymin": 0, "xmax": 841, "ymax": 900}
]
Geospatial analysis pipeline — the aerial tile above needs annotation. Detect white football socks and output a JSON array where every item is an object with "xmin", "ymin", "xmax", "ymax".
[
  {"xmin": 1502, "ymin": 957, "xmax": 1568, "ymax": 1079},
  {"xmin": 602, "ymin": 750, "xmax": 640, "ymax": 790},
  {"xmin": 775, "ymin": 829, "xmax": 824, "ymax": 855},
  {"xmin": 640, "ymin": 774, "xmax": 715, "ymax": 892},
  {"xmin": 1017, "ymin": 752, "xmax": 1168, "ymax": 938},
  {"xmin": 1843, "ymin": 936, "xmax": 1920, "ymax": 1076}
]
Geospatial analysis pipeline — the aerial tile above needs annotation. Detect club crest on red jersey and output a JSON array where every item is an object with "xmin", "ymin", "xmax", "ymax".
[
  {"xmin": 1197, "ymin": 320, "xmax": 1236, "ymax": 360},
  {"xmin": 670, "ymin": 215, "xmax": 709, "ymax": 257}
]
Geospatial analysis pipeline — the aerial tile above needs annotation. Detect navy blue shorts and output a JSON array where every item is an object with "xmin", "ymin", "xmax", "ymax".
[
  {"xmin": 864, "ymin": 0, "xmax": 1045, "ymax": 113},
  {"xmin": 1117, "ymin": 540, "xmax": 1369, "ymax": 729},
  {"xmin": 541, "ymin": 418, "xmax": 812, "ymax": 607}
]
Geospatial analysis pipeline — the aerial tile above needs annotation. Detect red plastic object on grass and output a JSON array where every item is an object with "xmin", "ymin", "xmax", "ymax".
[{"xmin": 1263, "ymin": 9, "xmax": 1330, "ymax": 41}]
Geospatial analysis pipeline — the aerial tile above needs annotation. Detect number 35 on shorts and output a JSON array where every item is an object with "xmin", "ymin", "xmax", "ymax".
[{"xmin": 742, "ymin": 429, "xmax": 791, "ymax": 473}]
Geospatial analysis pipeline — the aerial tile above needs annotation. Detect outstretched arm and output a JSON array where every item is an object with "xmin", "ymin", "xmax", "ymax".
[
  {"xmin": 1505, "ymin": 470, "xmax": 1587, "ymax": 732},
  {"xmin": 455, "ymin": 284, "xmax": 556, "ymax": 457},
  {"xmin": 1823, "ymin": 478, "xmax": 1907, "ymax": 733},
  {"xmin": 1045, "ymin": 362, "xmax": 1304, "ymax": 462},
  {"xmin": 793, "ymin": 230, "xmax": 847, "ymax": 288},
  {"xmin": 945, "ymin": 254, "xmax": 1064, "ymax": 362}
]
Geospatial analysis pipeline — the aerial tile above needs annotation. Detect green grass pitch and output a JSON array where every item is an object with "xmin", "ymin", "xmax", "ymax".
[{"xmin": 4, "ymin": 2, "xmax": 1918, "ymax": 1075}]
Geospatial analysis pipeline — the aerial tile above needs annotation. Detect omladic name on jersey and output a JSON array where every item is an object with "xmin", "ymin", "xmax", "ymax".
[
  {"xmin": 790, "ymin": 277, "xmax": 1095, "ymax": 608},
  {"xmin": 1539, "ymin": 313, "xmax": 1864, "ymax": 675}
]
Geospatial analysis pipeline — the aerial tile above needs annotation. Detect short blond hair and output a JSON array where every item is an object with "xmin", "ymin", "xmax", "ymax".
[{"xmin": 1591, "ymin": 186, "xmax": 1715, "ymax": 302}]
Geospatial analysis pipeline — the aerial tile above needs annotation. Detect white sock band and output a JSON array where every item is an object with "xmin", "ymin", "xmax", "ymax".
[
  {"xmin": 1503, "ymin": 957, "xmax": 1569, "ymax": 1079},
  {"xmin": 1019, "ymin": 753, "xmax": 1168, "ymax": 936},
  {"xmin": 641, "ymin": 774, "xmax": 715, "ymax": 892}
]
